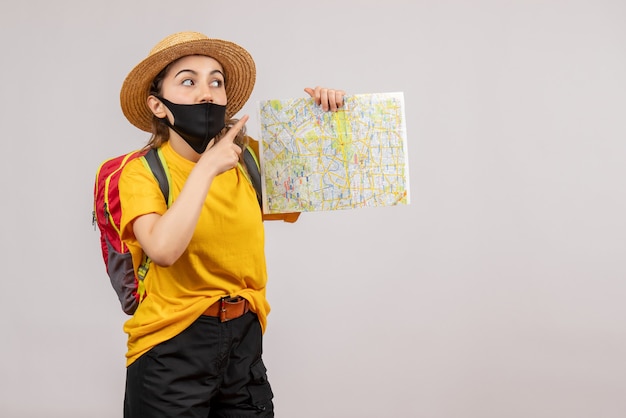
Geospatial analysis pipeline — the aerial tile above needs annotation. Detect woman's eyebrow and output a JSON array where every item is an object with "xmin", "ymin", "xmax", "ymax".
[
  {"xmin": 174, "ymin": 69, "xmax": 224, "ymax": 78},
  {"xmin": 174, "ymin": 69, "xmax": 197, "ymax": 78}
]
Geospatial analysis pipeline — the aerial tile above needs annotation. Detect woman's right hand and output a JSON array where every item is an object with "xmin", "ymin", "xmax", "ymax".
[
  {"xmin": 199, "ymin": 115, "xmax": 249, "ymax": 176},
  {"xmin": 133, "ymin": 115, "xmax": 249, "ymax": 266}
]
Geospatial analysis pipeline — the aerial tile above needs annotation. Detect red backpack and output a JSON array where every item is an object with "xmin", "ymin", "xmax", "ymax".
[
  {"xmin": 93, "ymin": 146, "xmax": 262, "ymax": 315},
  {"xmin": 93, "ymin": 148, "xmax": 169, "ymax": 315}
]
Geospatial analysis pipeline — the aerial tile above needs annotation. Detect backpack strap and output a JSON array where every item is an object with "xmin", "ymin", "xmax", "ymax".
[
  {"xmin": 243, "ymin": 146, "xmax": 262, "ymax": 208},
  {"xmin": 136, "ymin": 147, "xmax": 171, "ymax": 294},
  {"xmin": 144, "ymin": 146, "xmax": 260, "ymax": 207},
  {"xmin": 143, "ymin": 147, "xmax": 170, "ymax": 205}
]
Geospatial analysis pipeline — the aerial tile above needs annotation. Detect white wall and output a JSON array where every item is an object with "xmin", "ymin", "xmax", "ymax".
[{"xmin": 1, "ymin": 0, "xmax": 625, "ymax": 417}]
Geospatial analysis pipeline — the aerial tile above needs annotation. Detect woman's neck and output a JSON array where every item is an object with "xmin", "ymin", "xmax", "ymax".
[{"xmin": 168, "ymin": 131, "xmax": 202, "ymax": 162}]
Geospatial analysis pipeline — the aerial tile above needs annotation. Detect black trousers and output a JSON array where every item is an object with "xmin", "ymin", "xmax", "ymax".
[{"xmin": 124, "ymin": 312, "xmax": 274, "ymax": 418}]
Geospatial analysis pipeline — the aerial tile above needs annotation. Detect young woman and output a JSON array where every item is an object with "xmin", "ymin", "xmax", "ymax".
[{"xmin": 117, "ymin": 31, "xmax": 344, "ymax": 417}]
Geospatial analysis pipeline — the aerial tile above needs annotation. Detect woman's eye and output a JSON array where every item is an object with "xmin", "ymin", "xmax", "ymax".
[
  {"xmin": 182, "ymin": 79, "xmax": 194, "ymax": 86},
  {"xmin": 210, "ymin": 80, "xmax": 223, "ymax": 88}
]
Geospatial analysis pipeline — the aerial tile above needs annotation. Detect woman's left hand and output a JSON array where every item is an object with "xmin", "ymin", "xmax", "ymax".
[{"xmin": 304, "ymin": 86, "xmax": 346, "ymax": 112}]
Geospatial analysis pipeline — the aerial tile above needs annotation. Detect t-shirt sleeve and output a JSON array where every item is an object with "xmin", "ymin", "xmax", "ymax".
[{"xmin": 118, "ymin": 158, "xmax": 168, "ymax": 243}]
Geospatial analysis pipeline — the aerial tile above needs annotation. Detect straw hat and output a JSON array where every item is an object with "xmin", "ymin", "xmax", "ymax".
[{"xmin": 120, "ymin": 31, "xmax": 256, "ymax": 132}]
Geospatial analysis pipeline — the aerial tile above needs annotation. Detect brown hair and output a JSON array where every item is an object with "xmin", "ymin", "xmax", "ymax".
[{"xmin": 144, "ymin": 59, "xmax": 248, "ymax": 152}]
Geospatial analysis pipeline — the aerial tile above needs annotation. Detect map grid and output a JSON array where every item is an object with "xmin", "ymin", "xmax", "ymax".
[{"xmin": 258, "ymin": 92, "xmax": 410, "ymax": 214}]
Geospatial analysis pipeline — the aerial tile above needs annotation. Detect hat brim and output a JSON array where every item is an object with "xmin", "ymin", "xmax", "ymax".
[{"xmin": 120, "ymin": 37, "xmax": 256, "ymax": 132}]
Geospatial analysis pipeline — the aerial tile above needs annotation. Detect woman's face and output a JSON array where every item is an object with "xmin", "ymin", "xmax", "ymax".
[{"xmin": 159, "ymin": 55, "xmax": 227, "ymax": 106}]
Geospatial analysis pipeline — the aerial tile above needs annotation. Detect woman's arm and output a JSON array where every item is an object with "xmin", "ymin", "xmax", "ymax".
[{"xmin": 132, "ymin": 116, "xmax": 249, "ymax": 266}]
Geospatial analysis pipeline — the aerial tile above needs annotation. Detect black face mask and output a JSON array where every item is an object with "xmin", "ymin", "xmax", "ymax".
[{"xmin": 157, "ymin": 97, "xmax": 227, "ymax": 153}]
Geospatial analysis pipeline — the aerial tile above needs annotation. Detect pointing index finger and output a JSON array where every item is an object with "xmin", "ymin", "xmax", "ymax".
[{"xmin": 222, "ymin": 114, "xmax": 249, "ymax": 143}]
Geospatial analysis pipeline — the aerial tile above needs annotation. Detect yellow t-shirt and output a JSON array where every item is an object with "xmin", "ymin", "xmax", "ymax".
[{"xmin": 119, "ymin": 140, "xmax": 269, "ymax": 366}]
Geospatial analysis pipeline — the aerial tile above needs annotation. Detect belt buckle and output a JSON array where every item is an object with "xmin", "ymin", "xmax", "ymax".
[
  {"xmin": 219, "ymin": 297, "xmax": 227, "ymax": 322},
  {"xmin": 219, "ymin": 296, "xmax": 242, "ymax": 322}
]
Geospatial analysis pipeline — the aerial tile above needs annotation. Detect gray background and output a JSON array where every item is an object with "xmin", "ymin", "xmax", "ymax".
[{"xmin": 1, "ymin": 0, "xmax": 625, "ymax": 417}]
